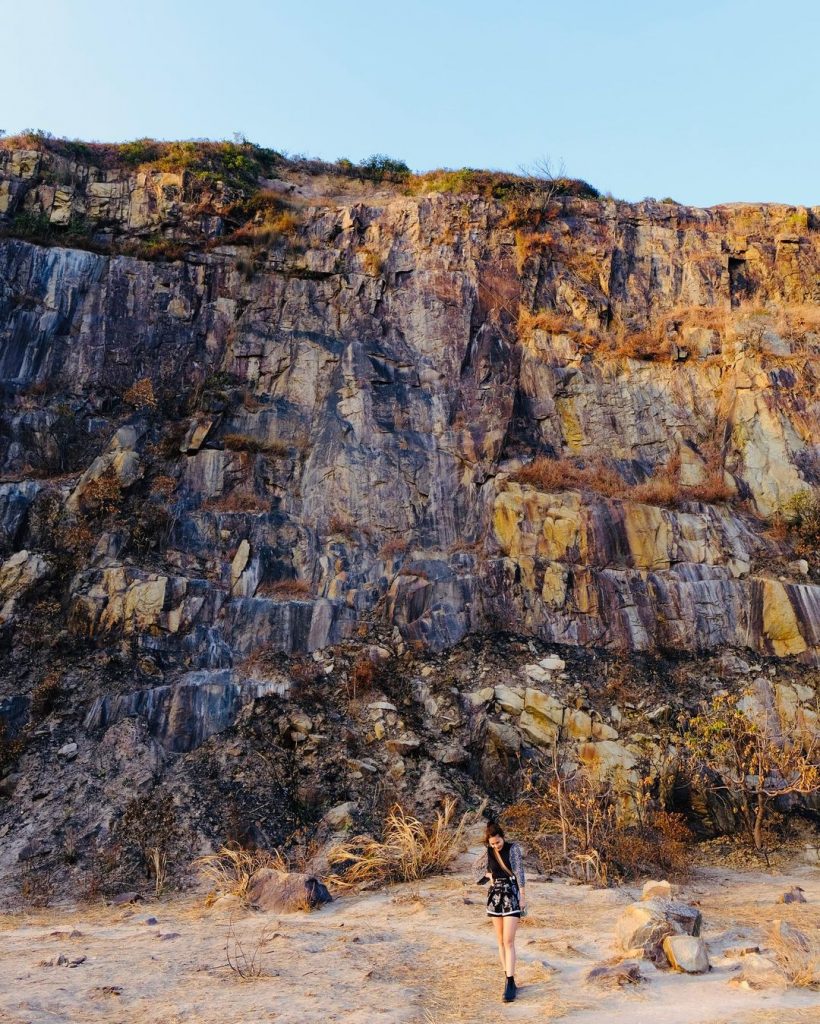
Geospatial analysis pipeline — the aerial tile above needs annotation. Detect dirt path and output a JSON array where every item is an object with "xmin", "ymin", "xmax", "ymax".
[{"xmin": 1, "ymin": 865, "xmax": 818, "ymax": 1023}]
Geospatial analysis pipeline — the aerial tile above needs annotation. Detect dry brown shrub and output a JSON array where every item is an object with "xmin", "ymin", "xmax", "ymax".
[
  {"xmin": 18, "ymin": 862, "xmax": 57, "ymax": 908},
  {"xmin": 517, "ymin": 307, "xmax": 573, "ymax": 336},
  {"xmin": 256, "ymin": 578, "xmax": 312, "ymax": 599},
  {"xmin": 204, "ymin": 488, "xmax": 267, "ymax": 513},
  {"xmin": 328, "ymin": 513, "xmax": 356, "ymax": 539},
  {"xmin": 610, "ymin": 328, "xmax": 670, "ymax": 360},
  {"xmin": 289, "ymin": 657, "xmax": 323, "ymax": 686},
  {"xmin": 30, "ymin": 671, "xmax": 63, "ymax": 719},
  {"xmin": 514, "ymin": 230, "xmax": 558, "ymax": 274},
  {"xmin": 270, "ymin": 210, "xmax": 299, "ymax": 236},
  {"xmin": 686, "ymin": 474, "xmax": 733, "ymax": 503},
  {"xmin": 231, "ymin": 209, "xmax": 300, "ymax": 245},
  {"xmin": 81, "ymin": 470, "xmax": 123, "ymax": 517},
  {"xmin": 123, "ymin": 377, "xmax": 157, "ymax": 409},
  {"xmin": 361, "ymin": 248, "xmax": 384, "ymax": 276},
  {"xmin": 477, "ymin": 265, "xmax": 520, "ymax": 325},
  {"xmin": 505, "ymin": 761, "xmax": 692, "ymax": 884},
  {"xmin": 777, "ymin": 304, "xmax": 820, "ymax": 339},
  {"xmin": 512, "ymin": 456, "xmax": 626, "ymax": 498},
  {"xmin": 605, "ymin": 811, "xmax": 692, "ymax": 880},
  {"xmin": 782, "ymin": 488, "xmax": 820, "ymax": 559},
  {"xmin": 380, "ymin": 537, "xmax": 408, "ymax": 559},
  {"xmin": 0, "ymin": 720, "xmax": 24, "ymax": 777},
  {"xmin": 660, "ymin": 304, "xmax": 728, "ymax": 334},
  {"xmin": 150, "ymin": 474, "xmax": 177, "ymax": 498},
  {"xmin": 56, "ymin": 521, "xmax": 95, "ymax": 559},
  {"xmin": 221, "ymin": 433, "xmax": 273, "ymax": 453},
  {"xmin": 347, "ymin": 654, "xmax": 377, "ymax": 700},
  {"xmin": 327, "ymin": 798, "xmax": 471, "ymax": 889}
]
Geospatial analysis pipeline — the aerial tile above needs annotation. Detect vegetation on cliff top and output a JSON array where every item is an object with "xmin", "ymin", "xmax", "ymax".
[{"xmin": 0, "ymin": 131, "xmax": 599, "ymax": 200}]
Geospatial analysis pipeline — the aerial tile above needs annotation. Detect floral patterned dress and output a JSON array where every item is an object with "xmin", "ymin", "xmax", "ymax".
[{"xmin": 472, "ymin": 841, "xmax": 525, "ymax": 917}]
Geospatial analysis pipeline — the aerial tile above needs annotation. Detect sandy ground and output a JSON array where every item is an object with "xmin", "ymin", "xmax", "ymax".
[{"xmin": 1, "ymin": 861, "xmax": 819, "ymax": 1024}]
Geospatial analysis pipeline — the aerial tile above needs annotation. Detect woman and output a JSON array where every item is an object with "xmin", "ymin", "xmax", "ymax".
[{"xmin": 473, "ymin": 821, "xmax": 527, "ymax": 1003}]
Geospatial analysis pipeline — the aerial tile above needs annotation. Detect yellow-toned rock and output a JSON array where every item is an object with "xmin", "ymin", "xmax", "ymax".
[
  {"xmin": 124, "ymin": 578, "xmax": 167, "ymax": 631},
  {"xmin": 577, "ymin": 739, "xmax": 638, "ymax": 778},
  {"xmin": 541, "ymin": 562, "xmax": 568, "ymax": 607},
  {"xmin": 494, "ymin": 685, "xmax": 524, "ymax": 715},
  {"xmin": 623, "ymin": 503, "xmax": 671, "ymax": 570},
  {"xmin": 519, "ymin": 708, "xmax": 558, "ymax": 746},
  {"xmin": 761, "ymin": 579, "xmax": 807, "ymax": 657}
]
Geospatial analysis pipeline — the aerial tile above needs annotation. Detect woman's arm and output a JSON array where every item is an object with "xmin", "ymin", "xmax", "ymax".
[{"xmin": 511, "ymin": 843, "xmax": 527, "ymax": 907}]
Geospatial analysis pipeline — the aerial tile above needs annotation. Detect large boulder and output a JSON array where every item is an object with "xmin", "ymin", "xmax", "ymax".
[
  {"xmin": 247, "ymin": 869, "xmax": 312, "ymax": 912},
  {"xmin": 615, "ymin": 898, "xmax": 702, "ymax": 963}
]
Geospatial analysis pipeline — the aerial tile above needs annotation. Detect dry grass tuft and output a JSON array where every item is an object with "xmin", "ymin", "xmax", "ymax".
[
  {"xmin": 256, "ymin": 578, "xmax": 312, "ymax": 599},
  {"xmin": 517, "ymin": 307, "xmax": 573, "ymax": 336},
  {"xmin": 514, "ymin": 230, "xmax": 559, "ymax": 274},
  {"xmin": 203, "ymin": 487, "xmax": 268, "ymax": 513},
  {"xmin": 196, "ymin": 844, "xmax": 289, "ymax": 906},
  {"xmin": 513, "ymin": 448, "xmax": 734, "ymax": 508},
  {"xmin": 768, "ymin": 920, "xmax": 820, "ymax": 988},
  {"xmin": 512, "ymin": 456, "xmax": 626, "ymax": 498},
  {"xmin": 327, "ymin": 798, "xmax": 473, "ymax": 889}
]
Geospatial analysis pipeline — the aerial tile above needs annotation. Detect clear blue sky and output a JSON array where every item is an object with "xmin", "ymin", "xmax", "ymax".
[{"xmin": 3, "ymin": 0, "xmax": 818, "ymax": 207}]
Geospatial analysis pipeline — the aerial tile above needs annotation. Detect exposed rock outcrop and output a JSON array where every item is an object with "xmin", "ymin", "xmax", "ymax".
[{"xmin": 1, "ymin": 138, "xmax": 819, "ymax": 899}]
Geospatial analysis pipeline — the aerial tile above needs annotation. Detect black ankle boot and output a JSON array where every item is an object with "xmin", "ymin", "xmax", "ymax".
[{"xmin": 503, "ymin": 975, "xmax": 516, "ymax": 1002}]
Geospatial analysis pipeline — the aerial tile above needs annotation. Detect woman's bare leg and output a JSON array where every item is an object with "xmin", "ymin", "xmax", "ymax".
[
  {"xmin": 502, "ymin": 916, "xmax": 519, "ymax": 976},
  {"xmin": 492, "ymin": 916, "xmax": 505, "ymax": 970}
]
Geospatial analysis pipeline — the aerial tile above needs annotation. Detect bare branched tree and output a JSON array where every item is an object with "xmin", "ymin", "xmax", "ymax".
[{"xmin": 685, "ymin": 690, "xmax": 820, "ymax": 856}]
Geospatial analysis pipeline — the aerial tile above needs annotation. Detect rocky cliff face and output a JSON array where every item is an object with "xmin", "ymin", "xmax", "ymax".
[{"xmin": 0, "ymin": 139, "xmax": 818, "ymax": 893}]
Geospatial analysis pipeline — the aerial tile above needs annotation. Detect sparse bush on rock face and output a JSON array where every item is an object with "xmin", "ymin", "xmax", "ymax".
[
  {"xmin": 30, "ymin": 670, "xmax": 62, "ymax": 719},
  {"xmin": 503, "ymin": 757, "xmax": 692, "ymax": 885},
  {"xmin": 123, "ymin": 377, "xmax": 157, "ymax": 410},
  {"xmin": 107, "ymin": 789, "xmax": 184, "ymax": 895},
  {"xmin": 684, "ymin": 691, "xmax": 820, "ymax": 855},
  {"xmin": 782, "ymin": 488, "xmax": 820, "ymax": 558}
]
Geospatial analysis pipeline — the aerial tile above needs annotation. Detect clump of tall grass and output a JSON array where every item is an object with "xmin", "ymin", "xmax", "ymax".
[
  {"xmin": 327, "ymin": 798, "xmax": 474, "ymax": 889},
  {"xmin": 768, "ymin": 920, "xmax": 820, "ymax": 988}
]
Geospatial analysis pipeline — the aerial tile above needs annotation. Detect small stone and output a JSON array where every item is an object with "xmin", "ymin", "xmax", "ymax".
[
  {"xmin": 144, "ymin": 917, "xmax": 159, "ymax": 925},
  {"xmin": 539, "ymin": 655, "xmax": 566, "ymax": 672},
  {"xmin": 642, "ymin": 879, "xmax": 673, "ymax": 900},
  {"xmin": 465, "ymin": 688, "xmax": 494, "ymax": 706},
  {"xmin": 323, "ymin": 802, "xmax": 357, "ymax": 828},
  {"xmin": 385, "ymin": 735, "xmax": 420, "ymax": 754},
  {"xmin": 57, "ymin": 742, "xmax": 78, "ymax": 759},
  {"xmin": 111, "ymin": 891, "xmax": 140, "ymax": 906},
  {"xmin": 788, "ymin": 559, "xmax": 809, "ymax": 576}
]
